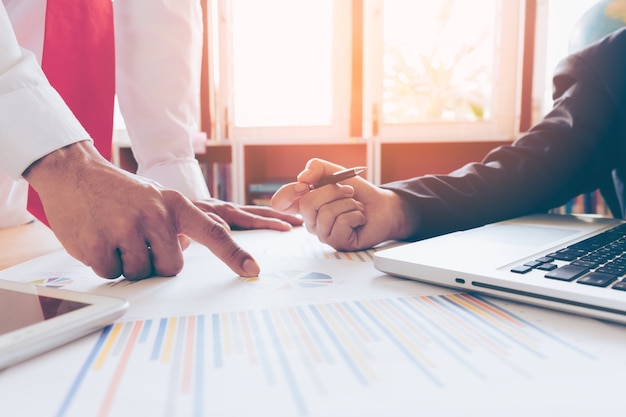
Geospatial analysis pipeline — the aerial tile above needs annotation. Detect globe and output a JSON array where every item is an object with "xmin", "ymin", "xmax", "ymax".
[{"xmin": 569, "ymin": 0, "xmax": 626, "ymax": 53}]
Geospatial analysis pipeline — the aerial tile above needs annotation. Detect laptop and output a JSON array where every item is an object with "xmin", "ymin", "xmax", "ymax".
[{"xmin": 374, "ymin": 213, "xmax": 626, "ymax": 324}]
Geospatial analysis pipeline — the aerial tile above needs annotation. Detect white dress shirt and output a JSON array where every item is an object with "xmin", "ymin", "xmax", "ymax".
[
  {"xmin": 114, "ymin": 0, "xmax": 210, "ymax": 201},
  {"xmin": 0, "ymin": 0, "xmax": 210, "ymax": 228},
  {"xmin": 0, "ymin": 2, "xmax": 88, "ymax": 227}
]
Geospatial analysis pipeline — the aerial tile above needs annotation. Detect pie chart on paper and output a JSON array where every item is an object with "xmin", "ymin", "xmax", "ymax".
[
  {"xmin": 296, "ymin": 272, "xmax": 333, "ymax": 288},
  {"xmin": 244, "ymin": 270, "xmax": 334, "ymax": 290},
  {"xmin": 29, "ymin": 277, "xmax": 74, "ymax": 288}
]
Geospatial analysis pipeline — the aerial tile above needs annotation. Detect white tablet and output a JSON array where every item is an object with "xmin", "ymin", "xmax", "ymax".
[{"xmin": 0, "ymin": 279, "xmax": 128, "ymax": 370}]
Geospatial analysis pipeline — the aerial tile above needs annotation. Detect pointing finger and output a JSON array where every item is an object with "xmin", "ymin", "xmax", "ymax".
[{"xmin": 168, "ymin": 192, "xmax": 260, "ymax": 277}]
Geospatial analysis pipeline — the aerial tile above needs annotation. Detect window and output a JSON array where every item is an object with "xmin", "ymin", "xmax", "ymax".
[
  {"xmin": 371, "ymin": 0, "xmax": 523, "ymax": 141},
  {"xmin": 382, "ymin": 1, "xmax": 498, "ymax": 125},
  {"xmin": 215, "ymin": 0, "xmax": 351, "ymax": 141},
  {"xmin": 212, "ymin": 0, "xmax": 524, "ymax": 143}
]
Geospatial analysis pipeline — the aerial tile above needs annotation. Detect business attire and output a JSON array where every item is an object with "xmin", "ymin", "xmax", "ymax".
[
  {"xmin": 0, "ymin": 3, "xmax": 88, "ymax": 227},
  {"xmin": 383, "ymin": 28, "xmax": 626, "ymax": 241},
  {"xmin": 0, "ymin": 0, "xmax": 209, "ymax": 228},
  {"xmin": 114, "ymin": 0, "xmax": 210, "ymax": 201}
]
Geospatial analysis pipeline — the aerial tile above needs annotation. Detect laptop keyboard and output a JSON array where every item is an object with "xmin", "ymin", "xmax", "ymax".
[{"xmin": 511, "ymin": 223, "xmax": 626, "ymax": 291}]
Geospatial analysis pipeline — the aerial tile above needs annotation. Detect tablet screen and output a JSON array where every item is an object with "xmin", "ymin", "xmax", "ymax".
[{"xmin": 0, "ymin": 288, "xmax": 90, "ymax": 335}]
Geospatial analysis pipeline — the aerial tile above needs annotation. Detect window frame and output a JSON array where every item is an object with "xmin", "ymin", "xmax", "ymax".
[
  {"xmin": 211, "ymin": 0, "xmax": 525, "ymax": 144},
  {"xmin": 365, "ymin": 0, "xmax": 525, "ymax": 143},
  {"xmin": 215, "ymin": 0, "xmax": 353, "ymax": 142}
]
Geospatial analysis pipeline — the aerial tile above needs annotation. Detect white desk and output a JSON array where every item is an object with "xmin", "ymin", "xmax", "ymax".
[{"xmin": 1, "ymin": 226, "xmax": 626, "ymax": 416}]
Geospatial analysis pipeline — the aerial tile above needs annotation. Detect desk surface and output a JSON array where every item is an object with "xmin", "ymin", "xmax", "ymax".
[
  {"xmin": 0, "ymin": 221, "xmax": 61, "ymax": 270},
  {"xmin": 2, "ymin": 226, "xmax": 626, "ymax": 416}
]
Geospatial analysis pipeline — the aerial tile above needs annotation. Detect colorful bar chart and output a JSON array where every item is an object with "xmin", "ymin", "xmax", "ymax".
[
  {"xmin": 323, "ymin": 249, "xmax": 374, "ymax": 262},
  {"xmin": 55, "ymin": 293, "xmax": 594, "ymax": 417},
  {"xmin": 290, "ymin": 242, "xmax": 375, "ymax": 263}
]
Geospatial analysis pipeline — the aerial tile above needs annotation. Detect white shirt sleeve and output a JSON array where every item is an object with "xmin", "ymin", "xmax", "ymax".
[
  {"xmin": 114, "ymin": 0, "xmax": 211, "ymax": 201},
  {"xmin": 0, "ymin": 4, "xmax": 90, "ymax": 179},
  {"xmin": 0, "ymin": 175, "xmax": 33, "ymax": 228}
]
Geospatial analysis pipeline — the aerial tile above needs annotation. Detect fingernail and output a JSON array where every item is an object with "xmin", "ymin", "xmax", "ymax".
[
  {"xmin": 296, "ymin": 168, "xmax": 314, "ymax": 182},
  {"xmin": 294, "ymin": 182, "xmax": 309, "ymax": 193},
  {"xmin": 278, "ymin": 220, "xmax": 293, "ymax": 231},
  {"xmin": 342, "ymin": 185, "xmax": 354, "ymax": 194},
  {"xmin": 243, "ymin": 258, "xmax": 260, "ymax": 277}
]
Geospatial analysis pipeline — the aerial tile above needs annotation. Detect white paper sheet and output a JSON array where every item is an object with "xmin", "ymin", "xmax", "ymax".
[{"xmin": 1, "ymin": 227, "xmax": 626, "ymax": 417}]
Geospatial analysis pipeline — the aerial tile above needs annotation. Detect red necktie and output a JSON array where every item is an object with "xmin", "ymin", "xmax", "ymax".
[{"xmin": 28, "ymin": 0, "xmax": 116, "ymax": 225}]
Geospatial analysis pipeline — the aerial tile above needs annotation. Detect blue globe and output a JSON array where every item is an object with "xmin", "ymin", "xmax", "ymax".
[{"xmin": 569, "ymin": 0, "xmax": 626, "ymax": 53}]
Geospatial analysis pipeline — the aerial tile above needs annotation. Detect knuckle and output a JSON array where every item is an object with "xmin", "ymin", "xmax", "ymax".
[
  {"xmin": 163, "ymin": 189, "xmax": 187, "ymax": 206},
  {"xmin": 227, "ymin": 244, "xmax": 249, "ymax": 264},
  {"xmin": 204, "ymin": 220, "xmax": 230, "ymax": 241},
  {"xmin": 154, "ymin": 258, "xmax": 184, "ymax": 278},
  {"xmin": 122, "ymin": 263, "xmax": 152, "ymax": 281},
  {"xmin": 92, "ymin": 261, "xmax": 123, "ymax": 279}
]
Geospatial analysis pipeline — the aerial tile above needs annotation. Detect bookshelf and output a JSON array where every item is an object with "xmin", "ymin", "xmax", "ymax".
[
  {"xmin": 114, "ymin": 136, "xmax": 612, "ymax": 217},
  {"xmin": 195, "ymin": 143, "xmax": 232, "ymax": 200},
  {"xmin": 550, "ymin": 190, "xmax": 611, "ymax": 217},
  {"xmin": 239, "ymin": 143, "xmax": 367, "ymax": 206},
  {"xmin": 114, "ymin": 137, "xmax": 513, "ymax": 206},
  {"xmin": 112, "ymin": 132, "xmax": 232, "ymax": 200}
]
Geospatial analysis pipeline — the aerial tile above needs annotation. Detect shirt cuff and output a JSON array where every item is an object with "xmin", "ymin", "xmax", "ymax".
[
  {"xmin": 0, "ymin": 177, "xmax": 34, "ymax": 228},
  {"xmin": 137, "ymin": 158, "xmax": 211, "ymax": 201}
]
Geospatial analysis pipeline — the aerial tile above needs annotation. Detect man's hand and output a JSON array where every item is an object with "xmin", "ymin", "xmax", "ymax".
[
  {"xmin": 271, "ymin": 158, "xmax": 416, "ymax": 251},
  {"xmin": 24, "ymin": 141, "xmax": 260, "ymax": 280},
  {"xmin": 193, "ymin": 199, "xmax": 303, "ymax": 231}
]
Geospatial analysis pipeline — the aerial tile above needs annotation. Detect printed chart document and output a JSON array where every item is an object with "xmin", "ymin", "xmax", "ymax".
[{"xmin": 1, "ymin": 227, "xmax": 626, "ymax": 417}]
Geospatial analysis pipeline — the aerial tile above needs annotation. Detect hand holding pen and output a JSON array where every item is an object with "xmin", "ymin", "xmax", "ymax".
[
  {"xmin": 270, "ymin": 159, "xmax": 370, "ymax": 217},
  {"xmin": 271, "ymin": 158, "xmax": 403, "ymax": 252}
]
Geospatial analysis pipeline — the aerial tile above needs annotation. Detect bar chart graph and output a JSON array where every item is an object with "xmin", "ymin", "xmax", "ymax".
[
  {"xmin": 322, "ymin": 249, "xmax": 374, "ymax": 262},
  {"xmin": 273, "ymin": 241, "xmax": 376, "ymax": 262},
  {"xmin": 54, "ymin": 292, "xmax": 594, "ymax": 417}
]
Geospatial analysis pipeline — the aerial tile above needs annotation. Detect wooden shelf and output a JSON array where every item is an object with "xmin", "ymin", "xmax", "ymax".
[
  {"xmin": 114, "ymin": 138, "xmax": 517, "ymax": 206},
  {"xmin": 243, "ymin": 143, "xmax": 367, "ymax": 205},
  {"xmin": 115, "ymin": 143, "xmax": 232, "ymax": 174},
  {"xmin": 379, "ymin": 140, "xmax": 512, "ymax": 183}
]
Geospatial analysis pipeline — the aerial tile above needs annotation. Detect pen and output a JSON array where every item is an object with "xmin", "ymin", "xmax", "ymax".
[{"xmin": 309, "ymin": 166, "xmax": 367, "ymax": 190}]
